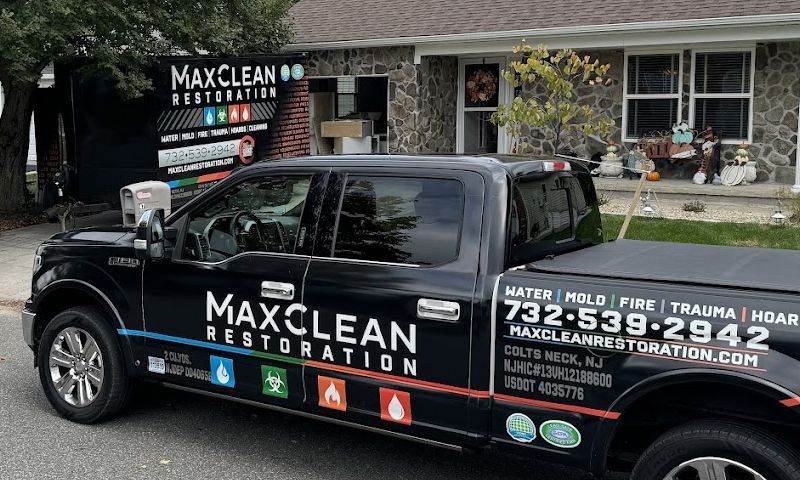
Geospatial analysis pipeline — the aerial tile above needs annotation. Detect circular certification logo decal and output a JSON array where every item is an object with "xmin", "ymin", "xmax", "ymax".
[
  {"xmin": 239, "ymin": 135, "xmax": 256, "ymax": 165},
  {"xmin": 290, "ymin": 63, "xmax": 305, "ymax": 80},
  {"xmin": 280, "ymin": 64, "xmax": 291, "ymax": 82},
  {"xmin": 506, "ymin": 413, "xmax": 536, "ymax": 443},
  {"xmin": 539, "ymin": 420, "xmax": 581, "ymax": 448}
]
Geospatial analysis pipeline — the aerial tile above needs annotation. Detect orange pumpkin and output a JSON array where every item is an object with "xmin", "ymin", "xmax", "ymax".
[{"xmin": 647, "ymin": 171, "xmax": 661, "ymax": 181}]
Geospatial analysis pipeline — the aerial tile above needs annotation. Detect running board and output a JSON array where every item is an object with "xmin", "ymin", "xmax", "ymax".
[{"xmin": 159, "ymin": 382, "xmax": 464, "ymax": 452}]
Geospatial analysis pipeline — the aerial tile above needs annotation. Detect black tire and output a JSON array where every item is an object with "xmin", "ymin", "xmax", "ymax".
[
  {"xmin": 631, "ymin": 419, "xmax": 800, "ymax": 480},
  {"xmin": 37, "ymin": 306, "xmax": 131, "ymax": 423}
]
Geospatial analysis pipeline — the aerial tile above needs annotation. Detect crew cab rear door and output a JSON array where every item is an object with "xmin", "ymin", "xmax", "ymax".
[
  {"xmin": 136, "ymin": 167, "xmax": 328, "ymax": 408},
  {"xmin": 301, "ymin": 167, "xmax": 485, "ymax": 445}
]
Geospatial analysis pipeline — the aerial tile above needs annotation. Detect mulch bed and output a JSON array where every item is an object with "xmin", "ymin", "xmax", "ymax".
[{"xmin": 0, "ymin": 209, "xmax": 48, "ymax": 233}]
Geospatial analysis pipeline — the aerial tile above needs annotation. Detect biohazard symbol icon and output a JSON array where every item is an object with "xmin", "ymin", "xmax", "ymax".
[
  {"xmin": 265, "ymin": 371, "xmax": 286, "ymax": 394},
  {"xmin": 261, "ymin": 365, "xmax": 288, "ymax": 398}
]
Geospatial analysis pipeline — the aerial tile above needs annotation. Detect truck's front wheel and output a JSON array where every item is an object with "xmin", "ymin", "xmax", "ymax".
[
  {"xmin": 631, "ymin": 420, "xmax": 800, "ymax": 480},
  {"xmin": 37, "ymin": 306, "xmax": 131, "ymax": 423}
]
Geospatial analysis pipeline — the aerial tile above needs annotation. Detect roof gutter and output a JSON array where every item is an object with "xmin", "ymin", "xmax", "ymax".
[{"xmin": 284, "ymin": 12, "xmax": 800, "ymax": 51}]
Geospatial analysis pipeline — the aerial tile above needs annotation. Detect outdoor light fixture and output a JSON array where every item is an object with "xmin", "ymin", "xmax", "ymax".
[
  {"xmin": 772, "ymin": 210, "xmax": 787, "ymax": 225},
  {"xmin": 773, "ymin": 199, "xmax": 788, "ymax": 226},
  {"xmin": 640, "ymin": 189, "xmax": 659, "ymax": 217}
]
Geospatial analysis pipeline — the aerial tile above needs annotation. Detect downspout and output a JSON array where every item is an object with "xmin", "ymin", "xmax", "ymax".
[{"xmin": 794, "ymin": 100, "xmax": 800, "ymax": 193}]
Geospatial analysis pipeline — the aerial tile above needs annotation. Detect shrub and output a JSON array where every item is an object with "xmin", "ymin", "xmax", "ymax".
[
  {"xmin": 776, "ymin": 187, "xmax": 800, "ymax": 223},
  {"xmin": 683, "ymin": 200, "xmax": 707, "ymax": 213}
]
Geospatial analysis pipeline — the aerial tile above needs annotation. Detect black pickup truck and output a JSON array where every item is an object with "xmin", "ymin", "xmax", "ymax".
[{"xmin": 22, "ymin": 155, "xmax": 800, "ymax": 479}]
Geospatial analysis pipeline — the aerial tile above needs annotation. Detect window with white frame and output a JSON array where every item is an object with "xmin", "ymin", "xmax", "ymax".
[
  {"xmin": 624, "ymin": 53, "xmax": 682, "ymax": 140},
  {"xmin": 691, "ymin": 51, "xmax": 753, "ymax": 142}
]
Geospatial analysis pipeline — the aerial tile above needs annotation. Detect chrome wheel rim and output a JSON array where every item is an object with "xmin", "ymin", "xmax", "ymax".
[
  {"xmin": 48, "ymin": 327, "xmax": 104, "ymax": 407},
  {"xmin": 664, "ymin": 456, "xmax": 767, "ymax": 480}
]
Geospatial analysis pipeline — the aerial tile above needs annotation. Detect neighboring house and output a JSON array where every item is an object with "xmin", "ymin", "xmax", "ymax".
[{"xmin": 287, "ymin": 1, "xmax": 800, "ymax": 188}]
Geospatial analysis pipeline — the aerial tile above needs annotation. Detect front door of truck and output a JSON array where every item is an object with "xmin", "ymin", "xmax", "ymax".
[
  {"xmin": 301, "ymin": 168, "xmax": 484, "ymax": 444},
  {"xmin": 137, "ymin": 167, "xmax": 328, "ymax": 409}
]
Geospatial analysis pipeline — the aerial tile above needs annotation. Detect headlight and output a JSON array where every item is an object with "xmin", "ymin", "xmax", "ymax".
[
  {"xmin": 32, "ymin": 245, "xmax": 44, "ymax": 275},
  {"xmin": 32, "ymin": 254, "xmax": 42, "ymax": 275}
]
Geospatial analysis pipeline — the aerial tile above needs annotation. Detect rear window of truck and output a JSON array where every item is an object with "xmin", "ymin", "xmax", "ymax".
[{"xmin": 507, "ymin": 172, "xmax": 598, "ymax": 266}]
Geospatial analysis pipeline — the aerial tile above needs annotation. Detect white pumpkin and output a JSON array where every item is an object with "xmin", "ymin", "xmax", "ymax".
[{"xmin": 693, "ymin": 171, "xmax": 707, "ymax": 185}]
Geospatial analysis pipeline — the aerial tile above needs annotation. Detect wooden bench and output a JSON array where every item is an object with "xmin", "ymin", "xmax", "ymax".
[{"xmin": 628, "ymin": 126, "xmax": 721, "ymax": 182}]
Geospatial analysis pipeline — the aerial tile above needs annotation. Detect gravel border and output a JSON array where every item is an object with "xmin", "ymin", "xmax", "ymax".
[{"xmin": 599, "ymin": 197, "xmax": 781, "ymax": 224}]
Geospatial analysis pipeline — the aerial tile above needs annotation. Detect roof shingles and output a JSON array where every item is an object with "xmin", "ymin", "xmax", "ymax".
[{"xmin": 290, "ymin": 0, "xmax": 800, "ymax": 44}]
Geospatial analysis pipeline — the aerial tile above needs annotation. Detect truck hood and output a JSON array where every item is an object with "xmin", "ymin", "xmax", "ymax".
[
  {"xmin": 44, "ymin": 225, "xmax": 134, "ymax": 246},
  {"xmin": 529, "ymin": 239, "xmax": 800, "ymax": 294}
]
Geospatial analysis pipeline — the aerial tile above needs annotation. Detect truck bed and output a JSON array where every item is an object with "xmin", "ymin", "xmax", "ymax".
[{"xmin": 529, "ymin": 239, "xmax": 800, "ymax": 294}]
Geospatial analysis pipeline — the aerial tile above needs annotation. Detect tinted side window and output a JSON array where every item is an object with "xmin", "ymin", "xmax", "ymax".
[
  {"xmin": 508, "ymin": 172, "xmax": 601, "ymax": 267},
  {"xmin": 333, "ymin": 176, "xmax": 464, "ymax": 266},
  {"xmin": 183, "ymin": 175, "xmax": 311, "ymax": 262},
  {"xmin": 511, "ymin": 174, "xmax": 573, "ymax": 245}
]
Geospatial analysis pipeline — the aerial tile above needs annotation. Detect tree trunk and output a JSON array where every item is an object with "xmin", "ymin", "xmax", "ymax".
[
  {"xmin": 552, "ymin": 123, "xmax": 562, "ymax": 156},
  {"xmin": 0, "ymin": 79, "xmax": 37, "ymax": 211}
]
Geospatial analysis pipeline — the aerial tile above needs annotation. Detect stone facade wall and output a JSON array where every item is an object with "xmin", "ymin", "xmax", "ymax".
[
  {"xmin": 418, "ymin": 56, "xmax": 458, "ymax": 152},
  {"xmin": 307, "ymin": 48, "xmax": 457, "ymax": 153},
  {"xmin": 744, "ymin": 42, "xmax": 799, "ymax": 184}
]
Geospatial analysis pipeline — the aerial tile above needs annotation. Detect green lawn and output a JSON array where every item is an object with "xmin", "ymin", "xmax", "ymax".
[{"xmin": 602, "ymin": 215, "xmax": 800, "ymax": 250}]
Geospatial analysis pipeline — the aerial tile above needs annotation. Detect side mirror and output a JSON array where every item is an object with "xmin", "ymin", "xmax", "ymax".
[{"xmin": 134, "ymin": 209, "xmax": 166, "ymax": 260}]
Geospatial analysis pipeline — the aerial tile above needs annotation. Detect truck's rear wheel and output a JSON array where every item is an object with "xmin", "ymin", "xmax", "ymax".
[
  {"xmin": 631, "ymin": 420, "xmax": 800, "ymax": 480},
  {"xmin": 37, "ymin": 306, "xmax": 130, "ymax": 423}
]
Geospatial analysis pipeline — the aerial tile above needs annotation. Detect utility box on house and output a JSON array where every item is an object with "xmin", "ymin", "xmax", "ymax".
[
  {"xmin": 321, "ymin": 120, "xmax": 374, "ymax": 154},
  {"xmin": 120, "ymin": 181, "xmax": 172, "ymax": 226}
]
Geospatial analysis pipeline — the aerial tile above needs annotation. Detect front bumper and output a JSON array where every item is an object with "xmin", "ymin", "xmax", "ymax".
[{"xmin": 21, "ymin": 309, "xmax": 36, "ymax": 348}]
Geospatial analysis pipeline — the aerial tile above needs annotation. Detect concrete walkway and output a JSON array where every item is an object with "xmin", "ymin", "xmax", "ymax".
[
  {"xmin": 594, "ymin": 177, "xmax": 787, "ymax": 207},
  {"xmin": 0, "ymin": 223, "xmax": 60, "ymax": 305},
  {"xmin": 0, "ymin": 211, "xmax": 122, "ymax": 305}
]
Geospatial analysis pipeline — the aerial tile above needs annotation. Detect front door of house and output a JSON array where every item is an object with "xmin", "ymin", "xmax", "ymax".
[{"xmin": 457, "ymin": 57, "xmax": 509, "ymax": 154}]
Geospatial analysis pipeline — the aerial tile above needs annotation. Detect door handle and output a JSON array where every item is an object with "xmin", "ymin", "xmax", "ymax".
[
  {"xmin": 417, "ymin": 298, "xmax": 460, "ymax": 322},
  {"xmin": 261, "ymin": 281, "xmax": 295, "ymax": 300}
]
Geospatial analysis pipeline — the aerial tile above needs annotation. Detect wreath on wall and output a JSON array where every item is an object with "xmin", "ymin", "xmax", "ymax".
[{"xmin": 466, "ymin": 69, "xmax": 498, "ymax": 104}]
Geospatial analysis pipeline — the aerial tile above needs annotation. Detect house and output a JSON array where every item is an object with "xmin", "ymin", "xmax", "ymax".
[{"xmin": 286, "ymin": 1, "xmax": 800, "ymax": 190}]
